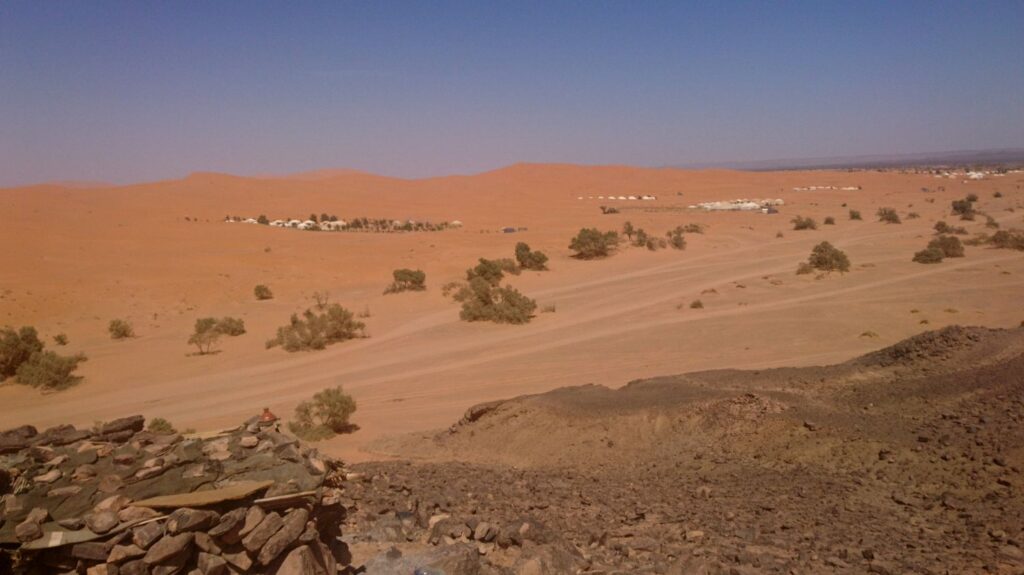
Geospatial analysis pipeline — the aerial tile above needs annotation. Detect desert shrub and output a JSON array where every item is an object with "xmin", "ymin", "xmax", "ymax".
[
  {"xmin": 541, "ymin": 303, "xmax": 556, "ymax": 313},
  {"xmin": 600, "ymin": 206, "xmax": 620, "ymax": 214},
  {"xmin": 569, "ymin": 228, "xmax": 619, "ymax": 259},
  {"xmin": 385, "ymin": 268, "xmax": 427, "ymax": 294},
  {"xmin": 681, "ymin": 223, "xmax": 705, "ymax": 234},
  {"xmin": 877, "ymin": 207, "xmax": 901, "ymax": 224},
  {"xmin": 216, "ymin": 317, "xmax": 246, "ymax": 336},
  {"xmin": 15, "ymin": 350, "xmax": 86, "ymax": 391},
  {"xmin": 666, "ymin": 228, "xmax": 687, "ymax": 250},
  {"xmin": 441, "ymin": 281, "xmax": 462, "ymax": 298},
  {"xmin": 934, "ymin": 221, "xmax": 952, "ymax": 234},
  {"xmin": 188, "ymin": 320, "xmax": 221, "ymax": 355},
  {"xmin": 266, "ymin": 304, "xmax": 366, "ymax": 352},
  {"xmin": 990, "ymin": 230, "xmax": 1024, "ymax": 251},
  {"xmin": 985, "ymin": 215, "xmax": 999, "ymax": 229},
  {"xmin": 621, "ymin": 221, "xmax": 635, "ymax": 241},
  {"xmin": 467, "ymin": 259, "xmax": 507, "ymax": 286},
  {"xmin": 632, "ymin": 228, "xmax": 649, "ymax": 247},
  {"xmin": 689, "ymin": 300, "xmax": 704, "ymax": 309},
  {"xmin": 912, "ymin": 247, "xmax": 945, "ymax": 264},
  {"xmin": 254, "ymin": 284, "xmax": 274, "ymax": 300},
  {"xmin": 0, "ymin": 326, "xmax": 44, "ymax": 379},
  {"xmin": 108, "ymin": 319, "xmax": 134, "ymax": 340},
  {"xmin": 927, "ymin": 235, "xmax": 964, "ymax": 258},
  {"xmin": 796, "ymin": 262, "xmax": 815, "ymax": 275},
  {"xmin": 966, "ymin": 193, "xmax": 979, "ymax": 202},
  {"xmin": 53, "ymin": 333, "xmax": 68, "ymax": 346},
  {"xmin": 994, "ymin": 191, "xmax": 1003, "ymax": 198},
  {"xmin": 907, "ymin": 212, "xmax": 920, "ymax": 219},
  {"xmin": 824, "ymin": 216, "xmax": 836, "ymax": 225},
  {"xmin": 257, "ymin": 215, "xmax": 269, "ymax": 225},
  {"xmin": 288, "ymin": 386, "xmax": 357, "ymax": 441},
  {"xmin": 805, "ymin": 241, "xmax": 851, "ymax": 273},
  {"xmin": 645, "ymin": 237, "xmax": 667, "ymax": 251},
  {"xmin": 515, "ymin": 242, "xmax": 549, "ymax": 271},
  {"xmin": 791, "ymin": 215, "xmax": 817, "ymax": 230},
  {"xmin": 312, "ymin": 291, "xmax": 330, "ymax": 309},
  {"xmin": 148, "ymin": 418, "xmax": 177, "ymax": 435},
  {"xmin": 776, "ymin": 231, "xmax": 784, "ymax": 238},
  {"xmin": 455, "ymin": 277, "xmax": 537, "ymax": 324},
  {"xmin": 849, "ymin": 210, "xmax": 862, "ymax": 220},
  {"xmin": 951, "ymin": 199, "xmax": 976, "ymax": 220}
]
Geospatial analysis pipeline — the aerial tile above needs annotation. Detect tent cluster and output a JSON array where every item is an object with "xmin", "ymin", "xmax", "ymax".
[{"xmin": 224, "ymin": 215, "xmax": 462, "ymax": 233}]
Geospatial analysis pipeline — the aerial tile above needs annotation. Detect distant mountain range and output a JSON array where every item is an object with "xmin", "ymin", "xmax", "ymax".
[{"xmin": 675, "ymin": 148, "xmax": 1024, "ymax": 171}]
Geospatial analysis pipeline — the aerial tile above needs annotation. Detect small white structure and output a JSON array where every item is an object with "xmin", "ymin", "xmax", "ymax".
[
  {"xmin": 450, "ymin": 220, "xmax": 463, "ymax": 227},
  {"xmin": 641, "ymin": 195, "xmax": 657, "ymax": 200},
  {"xmin": 243, "ymin": 218, "xmax": 258, "ymax": 224}
]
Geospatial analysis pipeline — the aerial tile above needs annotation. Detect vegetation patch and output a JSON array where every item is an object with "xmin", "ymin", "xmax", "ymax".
[
  {"xmin": 288, "ymin": 386, "xmax": 358, "ymax": 441},
  {"xmin": 266, "ymin": 305, "xmax": 366, "ymax": 352},
  {"xmin": 15, "ymin": 350, "xmax": 86, "ymax": 391},
  {"xmin": 800, "ymin": 241, "xmax": 851, "ymax": 274},
  {"xmin": 791, "ymin": 215, "xmax": 817, "ymax": 231},
  {"xmin": 570, "ymin": 228, "xmax": 620, "ymax": 259},
  {"xmin": 384, "ymin": 268, "xmax": 427, "ymax": 294},
  {"xmin": 108, "ymin": 319, "xmax": 134, "ymax": 340},
  {"xmin": 876, "ymin": 207, "xmax": 901, "ymax": 224},
  {"xmin": 254, "ymin": 284, "xmax": 274, "ymax": 300},
  {"xmin": 514, "ymin": 242, "xmax": 549, "ymax": 271},
  {"xmin": 188, "ymin": 317, "xmax": 246, "ymax": 355}
]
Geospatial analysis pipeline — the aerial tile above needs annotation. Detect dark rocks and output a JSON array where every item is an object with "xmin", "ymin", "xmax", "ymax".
[
  {"xmin": 257, "ymin": 507, "xmax": 309, "ymax": 565},
  {"xmin": 133, "ymin": 521, "xmax": 164, "ymax": 549},
  {"xmin": 242, "ymin": 511, "xmax": 283, "ymax": 553},
  {"xmin": 143, "ymin": 533, "xmax": 194, "ymax": 565},
  {"xmin": 166, "ymin": 508, "xmax": 219, "ymax": 534},
  {"xmin": 86, "ymin": 510, "xmax": 121, "ymax": 534},
  {"xmin": 100, "ymin": 416, "xmax": 146, "ymax": 437},
  {"xmin": 196, "ymin": 552, "xmax": 227, "ymax": 575},
  {"xmin": 35, "ymin": 424, "xmax": 92, "ymax": 447},
  {"xmin": 72, "ymin": 542, "xmax": 113, "ymax": 562}
]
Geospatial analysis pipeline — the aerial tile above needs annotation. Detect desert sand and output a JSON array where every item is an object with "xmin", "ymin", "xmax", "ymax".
[{"xmin": 2, "ymin": 164, "xmax": 1022, "ymax": 463}]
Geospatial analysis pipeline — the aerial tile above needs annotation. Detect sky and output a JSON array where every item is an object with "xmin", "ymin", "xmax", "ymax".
[{"xmin": 1, "ymin": 1, "xmax": 1022, "ymax": 186}]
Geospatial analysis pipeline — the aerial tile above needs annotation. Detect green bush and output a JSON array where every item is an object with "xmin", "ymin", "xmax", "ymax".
[
  {"xmin": 681, "ymin": 223, "xmax": 705, "ymax": 234},
  {"xmin": 569, "ymin": 228, "xmax": 619, "ymax": 259},
  {"xmin": 0, "ymin": 326, "xmax": 44, "ymax": 379},
  {"xmin": 216, "ymin": 317, "xmax": 246, "ymax": 336},
  {"xmin": 466, "ymin": 258, "xmax": 508, "ymax": 286},
  {"xmin": 912, "ymin": 247, "xmax": 944, "ymax": 264},
  {"xmin": 849, "ymin": 210, "xmax": 862, "ymax": 220},
  {"xmin": 951, "ymin": 198, "xmax": 975, "ymax": 220},
  {"xmin": 455, "ymin": 277, "xmax": 537, "ymax": 324},
  {"xmin": 927, "ymin": 235, "xmax": 964, "ymax": 258},
  {"xmin": 877, "ymin": 207, "xmax": 901, "ymax": 224},
  {"xmin": 622, "ymin": 221, "xmax": 635, "ymax": 241},
  {"xmin": 188, "ymin": 317, "xmax": 246, "ymax": 355},
  {"xmin": 934, "ymin": 221, "xmax": 968, "ymax": 235},
  {"xmin": 966, "ymin": 193, "xmax": 979, "ymax": 202},
  {"xmin": 666, "ymin": 228, "xmax": 687, "ymax": 250},
  {"xmin": 514, "ymin": 242, "xmax": 549, "ymax": 271},
  {"xmin": 148, "ymin": 418, "xmax": 177, "ymax": 435},
  {"xmin": 108, "ymin": 319, "xmax": 134, "ymax": 340},
  {"xmin": 990, "ymin": 230, "xmax": 1024, "ymax": 251},
  {"xmin": 791, "ymin": 216, "xmax": 817, "ymax": 230},
  {"xmin": 805, "ymin": 241, "xmax": 850, "ymax": 273},
  {"xmin": 15, "ymin": 350, "xmax": 86, "ymax": 391},
  {"xmin": 254, "ymin": 284, "xmax": 274, "ymax": 300},
  {"xmin": 385, "ymin": 268, "xmax": 427, "ymax": 294},
  {"xmin": 266, "ymin": 304, "xmax": 366, "ymax": 352},
  {"xmin": 288, "ymin": 386, "xmax": 357, "ymax": 441},
  {"xmin": 796, "ymin": 262, "xmax": 815, "ymax": 275}
]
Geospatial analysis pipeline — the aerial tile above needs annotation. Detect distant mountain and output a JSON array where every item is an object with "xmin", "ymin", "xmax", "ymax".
[{"xmin": 675, "ymin": 148, "xmax": 1024, "ymax": 171}]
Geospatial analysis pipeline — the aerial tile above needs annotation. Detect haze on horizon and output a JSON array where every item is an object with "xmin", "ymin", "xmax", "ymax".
[{"xmin": 1, "ymin": 1, "xmax": 1022, "ymax": 187}]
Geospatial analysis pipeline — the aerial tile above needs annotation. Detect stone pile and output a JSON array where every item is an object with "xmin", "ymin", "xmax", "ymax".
[{"xmin": 0, "ymin": 415, "xmax": 350, "ymax": 575}]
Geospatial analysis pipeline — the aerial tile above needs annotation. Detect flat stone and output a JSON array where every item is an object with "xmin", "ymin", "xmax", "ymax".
[
  {"xmin": 58, "ymin": 517, "xmax": 86, "ymax": 530},
  {"xmin": 34, "ymin": 468, "xmax": 62, "ymax": 483},
  {"xmin": 119, "ymin": 506, "xmax": 162, "ymax": 523},
  {"xmin": 258, "ymin": 508, "xmax": 309, "ymax": 565},
  {"xmin": 15, "ymin": 519, "xmax": 43, "ymax": 542},
  {"xmin": 208, "ymin": 507, "xmax": 247, "ymax": 543},
  {"xmin": 222, "ymin": 549, "xmax": 252, "ymax": 572},
  {"xmin": 133, "ymin": 521, "xmax": 165, "ymax": 549},
  {"xmin": 144, "ymin": 533, "xmax": 194, "ymax": 565},
  {"xmin": 242, "ymin": 511, "xmax": 283, "ymax": 553},
  {"xmin": 86, "ymin": 564, "xmax": 120, "ymax": 575},
  {"xmin": 194, "ymin": 532, "xmax": 222, "ymax": 555},
  {"xmin": 166, "ymin": 508, "xmax": 220, "ymax": 534},
  {"xmin": 197, "ymin": 552, "xmax": 228, "ymax": 575},
  {"xmin": 108, "ymin": 544, "xmax": 146, "ymax": 563},
  {"xmin": 98, "ymin": 474, "xmax": 126, "ymax": 493},
  {"xmin": 87, "ymin": 510, "xmax": 121, "ymax": 534},
  {"xmin": 48, "ymin": 485, "xmax": 83, "ymax": 498},
  {"xmin": 238, "ymin": 506, "xmax": 265, "ymax": 537},
  {"xmin": 102, "ymin": 415, "xmax": 146, "ymax": 436},
  {"xmin": 239, "ymin": 436, "xmax": 258, "ymax": 448},
  {"xmin": 73, "ymin": 464, "xmax": 98, "ymax": 482},
  {"xmin": 276, "ymin": 545, "xmax": 326, "ymax": 575},
  {"xmin": 135, "ymin": 466, "xmax": 165, "ymax": 480},
  {"xmin": 73, "ymin": 541, "xmax": 113, "ymax": 561},
  {"xmin": 96, "ymin": 494, "xmax": 134, "ymax": 514},
  {"xmin": 120, "ymin": 560, "xmax": 147, "ymax": 575}
]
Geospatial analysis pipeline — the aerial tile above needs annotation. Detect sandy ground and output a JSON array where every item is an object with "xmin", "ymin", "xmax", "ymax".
[{"xmin": 1, "ymin": 164, "xmax": 1022, "ymax": 462}]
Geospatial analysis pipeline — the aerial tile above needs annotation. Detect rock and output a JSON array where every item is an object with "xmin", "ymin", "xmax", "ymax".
[
  {"xmin": 999, "ymin": 545, "xmax": 1023, "ymax": 564},
  {"xmin": 48, "ymin": 485, "xmax": 83, "ymax": 497},
  {"xmin": 194, "ymin": 532, "xmax": 222, "ymax": 555},
  {"xmin": 133, "ymin": 521, "xmax": 165, "ymax": 549},
  {"xmin": 73, "ymin": 541, "xmax": 114, "ymax": 561},
  {"xmin": 239, "ymin": 436, "xmax": 258, "ymax": 448},
  {"xmin": 120, "ymin": 560, "xmax": 147, "ymax": 575},
  {"xmin": 258, "ymin": 507, "xmax": 309, "ymax": 565},
  {"xmin": 73, "ymin": 464, "xmax": 99, "ymax": 482},
  {"xmin": 685, "ymin": 530, "xmax": 705, "ymax": 542},
  {"xmin": 87, "ymin": 510, "xmax": 121, "ymax": 534},
  {"xmin": 98, "ymin": 474, "xmax": 126, "ymax": 493},
  {"xmin": 25, "ymin": 506, "xmax": 50, "ymax": 524},
  {"xmin": 238, "ymin": 505, "xmax": 265, "ymax": 537},
  {"xmin": 166, "ymin": 508, "xmax": 220, "ymax": 534},
  {"xmin": 102, "ymin": 415, "xmax": 146, "ymax": 436},
  {"xmin": 144, "ymin": 533, "xmax": 194, "ymax": 565},
  {"xmin": 197, "ymin": 552, "xmax": 228, "ymax": 575},
  {"xmin": 34, "ymin": 468, "xmax": 62, "ymax": 483},
  {"xmin": 58, "ymin": 517, "xmax": 86, "ymax": 530},
  {"xmin": 242, "ymin": 511, "xmax": 283, "ymax": 553},
  {"xmin": 222, "ymin": 549, "xmax": 252, "ymax": 572},
  {"xmin": 803, "ymin": 420, "xmax": 818, "ymax": 431},
  {"xmin": 96, "ymin": 494, "xmax": 134, "ymax": 514},
  {"xmin": 473, "ymin": 521, "xmax": 496, "ymax": 542},
  {"xmin": 36, "ymin": 424, "xmax": 92, "ymax": 446},
  {"xmin": 86, "ymin": 564, "xmax": 120, "ymax": 575},
  {"xmin": 119, "ymin": 505, "xmax": 162, "ymax": 523},
  {"xmin": 135, "ymin": 466, "xmax": 166, "ymax": 480},
  {"xmin": 15, "ymin": 518, "xmax": 43, "ymax": 542},
  {"xmin": 276, "ymin": 545, "xmax": 327, "ymax": 575},
  {"xmin": 109, "ymin": 544, "xmax": 147, "ymax": 563},
  {"xmin": 208, "ymin": 507, "xmax": 247, "ymax": 543},
  {"xmin": 365, "ymin": 543, "xmax": 480, "ymax": 575}
]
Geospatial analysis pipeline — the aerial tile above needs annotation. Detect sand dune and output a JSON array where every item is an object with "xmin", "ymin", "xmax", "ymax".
[{"xmin": 2, "ymin": 164, "xmax": 1022, "ymax": 462}]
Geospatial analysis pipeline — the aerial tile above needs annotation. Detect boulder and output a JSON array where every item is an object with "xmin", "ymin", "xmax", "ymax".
[
  {"xmin": 197, "ymin": 552, "xmax": 228, "ymax": 575},
  {"xmin": 73, "ymin": 541, "xmax": 114, "ymax": 561},
  {"xmin": 35, "ymin": 424, "xmax": 92, "ymax": 446},
  {"xmin": 242, "ymin": 511, "xmax": 283, "ymax": 553},
  {"xmin": 208, "ymin": 507, "xmax": 247, "ymax": 544},
  {"xmin": 101, "ymin": 416, "xmax": 146, "ymax": 436},
  {"xmin": 166, "ymin": 508, "xmax": 220, "ymax": 534},
  {"xmin": 276, "ymin": 545, "xmax": 328, "ymax": 575},
  {"xmin": 258, "ymin": 508, "xmax": 309, "ymax": 565},
  {"xmin": 15, "ymin": 517, "xmax": 43, "ymax": 542},
  {"xmin": 144, "ymin": 533, "xmax": 195, "ymax": 565},
  {"xmin": 86, "ymin": 510, "xmax": 121, "ymax": 534},
  {"xmin": 133, "ymin": 521, "xmax": 165, "ymax": 549},
  {"xmin": 86, "ymin": 564, "xmax": 120, "ymax": 575},
  {"xmin": 109, "ymin": 544, "xmax": 147, "ymax": 563}
]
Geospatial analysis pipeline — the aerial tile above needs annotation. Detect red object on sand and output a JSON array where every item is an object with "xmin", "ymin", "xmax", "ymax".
[{"xmin": 260, "ymin": 408, "xmax": 279, "ymax": 423}]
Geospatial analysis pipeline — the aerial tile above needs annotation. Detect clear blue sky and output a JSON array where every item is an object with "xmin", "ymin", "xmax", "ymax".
[{"xmin": 1, "ymin": 1, "xmax": 1022, "ymax": 185}]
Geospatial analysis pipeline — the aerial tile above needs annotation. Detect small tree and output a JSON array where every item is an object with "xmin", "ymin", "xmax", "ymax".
[
  {"xmin": 455, "ymin": 277, "xmax": 537, "ymax": 324},
  {"xmin": 666, "ymin": 228, "xmax": 686, "ymax": 250},
  {"xmin": 15, "ymin": 350, "xmax": 86, "ymax": 390},
  {"xmin": 913, "ymin": 247, "xmax": 944, "ymax": 264},
  {"xmin": 824, "ymin": 216, "xmax": 836, "ymax": 225},
  {"xmin": 266, "ymin": 304, "xmax": 366, "ymax": 352},
  {"xmin": 849, "ymin": 210, "xmax": 862, "ymax": 220},
  {"xmin": 0, "ymin": 326, "xmax": 44, "ymax": 379},
  {"xmin": 254, "ymin": 284, "xmax": 274, "ymax": 300},
  {"xmin": 312, "ymin": 291, "xmax": 330, "ymax": 309},
  {"xmin": 108, "ymin": 319, "xmax": 134, "ymax": 340},
  {"xmin": 804, "ymin": 241, "xmax": 850, "ymax": 273},
  {"xmin": 288, "ymin": 386, "xmax": 358, "ymax": 441},
  {"xmin": 622, "ymin": 221, "xmax": 635, "ymax": 241},
  {"xmin": 148, "ymin": 418, "xmax": 177, "ymax": 434},
  {"xmin": 514, "ymin": 242, "xmax": 549, "ymax": 271},
  {"xmin": 385, "ymin": 269, "xmax": 427, "ymax": 294},
  {"xmin": 53, "ymin": 333, "xmax": 68, "ymax": 346},
  {"xmin": 570, "ymin": 228, "xmax": 619, "ymax": 259},
  {"xmin": 927, "ymin": 235, "xmax": 964, "ymax": 258},
  {"xmin": 951, "ymin": 199, "xmax": 975, "ymax": 220},
  {"xmin": 877, "ymin": 208, "xmax": 901, "ymax": 224},
  {"xmin": 791, "ymin": 216, "xmax": 817, "ymax": 230},
  {"xmin": 466, "ymin": 258, "xmax": 506, "ymax": 286}
]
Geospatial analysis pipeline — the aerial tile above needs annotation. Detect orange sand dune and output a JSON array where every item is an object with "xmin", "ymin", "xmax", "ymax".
[{"xmin": 2, "ymin": 164, "xmax": 1022, "ymax": 462}]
